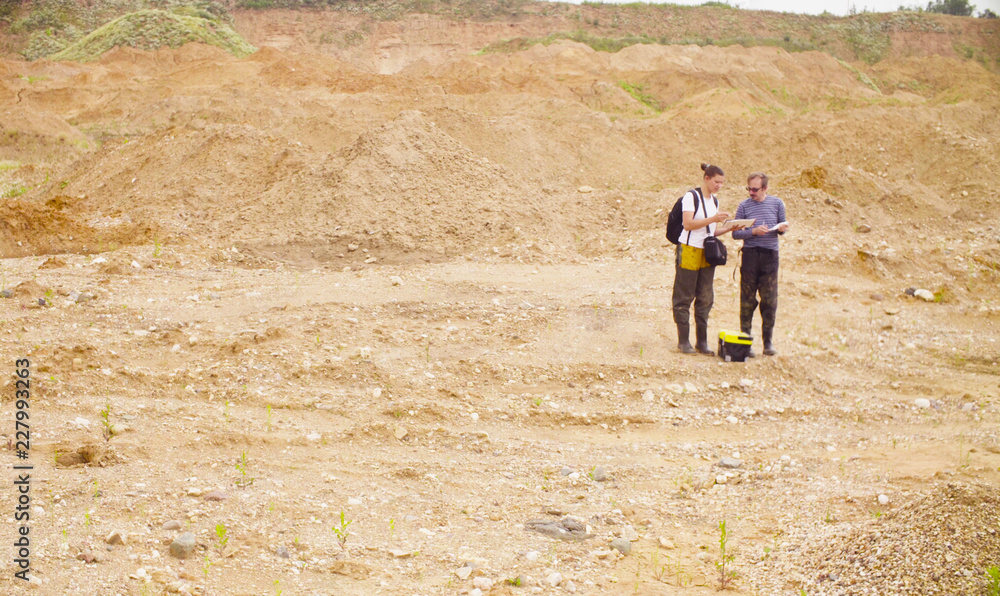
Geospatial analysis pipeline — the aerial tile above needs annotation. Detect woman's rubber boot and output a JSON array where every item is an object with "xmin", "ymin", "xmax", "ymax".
[
  {"xmin": 763, "ymin": 328, "xmax": 777, "ymax": 356},
  {"xmin": 742, "ymin": 326, "xmax": 757, "ymax": 358},
  {"xmin": 695, "ymin": 326, "xmax": 715, "ymax": 356},
  {"xmin": 677, "ymin": 324, "xmax": 695, "ymax": 354}
]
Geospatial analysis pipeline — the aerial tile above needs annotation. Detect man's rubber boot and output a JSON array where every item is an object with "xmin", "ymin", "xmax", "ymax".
[
  {"xmin": 763, "ymin": 328, "xmax": 777, "ymax": 356},
  {"xmin": 677, "ymin": 323, "xmax": 695, "ymax": 354},
  {"xmin": 694, "ymin": 325, "xmax": 714, "ymax": 356}
]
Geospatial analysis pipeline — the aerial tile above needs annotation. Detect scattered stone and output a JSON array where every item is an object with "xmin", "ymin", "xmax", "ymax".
[
  {"xmin": 914, "ymin": 289, "xmax": 935, "ymax": 302},
  {"xmin": 525, "ymin": 550, "xmax": 540, "ymax": 562},
  {"xmin": 546, "ymin": 572, "xmax": 563, "ymax": 587},
  {"xmin": 203, "ymin": 490, "xmax": 228, "ymax": 502},
  {"xmin": 683, "ymin": 382, "xmax": 698, "ymax": 393},
  {"xmin": 739, "ymin": 378, "xmax": 754, "ymax": 388},
  {"xmin": 131, "ymin": 260, "xmax": 142, "ymax": 269},
  {"xmin": 162, "ymin": 520, "xmax": 183, "ymax": 531},
  {"xmin": 390, "ymin": 276, "xmax": 403, "ymax": 286},
  {"xmin": 878, "ymin": 494, "xmax": 890, "ymax": 505},
  {"xmin": 577, "ymin": 186, "xmax": 594, "ymax": 193},
  {"xmin": 560, "ymin": 466, "xmax": 574, "ymax": 476},
  {"xmin": 347, "ymin": 244, "xmax": 359, "ymax": 252},
  {"xmin": 914, "ymin": 398, "xmax": 931, "ymax": 409},
  {"xmin": 525, "ymin": 516, "xmax": 593, "ymax": 541},
  {"xmin": 726, "ymin": 415, "xmax": 739, "ymax": 425},
  {"xmin": 329, "ymin": 560, "xmax": 372, "ymax": 579},
  {"xmin": 276, "ymin": 546, "xmax": 290, "ymax": 559},
  {"xmin": 591, "ymin": 465, "xmax": 608, "ymax": 482},
  {"xmin": 715, "ymin": 474, "xmax": 728, "ymax": 485},
  {"xmin": 961, "ymin": 402, "xmax": 975, "ymax": 412},
  {"xmin": 77, "ymin": 549, "xmax": 100, "ymax": 564},
  {"xmin": 169, "ymin": 532, "xmax": 196, "ymax": 559},
  {"xmin": 455, "ymin": 566, "xmax": 473, "ymax": 580},
  {"xmin": 719, "ymin": 457, "xmax": 742, "ymax": 469},
  {"xmin": 856, "ymin": 224, "xmax": 871, "ymax": 233},
  {"xmin": 186, "ymin": 487, "xmax": 203, "ymax": 497},
  {"xmin": 621, "ymin": 525, "xmax": 639, "ymax": 542},
  {"xmin": 610, "ymin": 537, "xmax": 632, "ymax": 555},
  {"xmin": 390, "ymin": 549, "xmax": 414, "ymax": 558},
  {"xmin": 658, "ymin": 537, "xmax": 675, "ymax": 549},
  {"xmin": 393, "ymin": 425, "xmax": 408, "ymax": 440},
  {"xmin": 105, "ymin": 530, "xmax": 127, "ymax": 545},
  {"xmin": 348, "ymin": 497, "xmax": 362, "ymax": 506},
  {"xmin": 642, "ymin": 389, "xmax": 654, "ymax": 402},
  {"xmin": 869, "ymin": 293, "xmax": 884, "ymax": 301},
  {"xmin": 0, "ymin": 289, "xmax": 12, "ymax": 298},
  {"xmin": 884, "ymin": 307, "xmax": 900, "ymax": 315},
  {"xmin": 473, "ymin": 577, "xmax": 494, "ymax": 590}
]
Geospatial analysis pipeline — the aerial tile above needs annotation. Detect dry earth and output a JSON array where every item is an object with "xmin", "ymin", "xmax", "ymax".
[{"xmin": 1, "ymin": 4, "xmax": 1000, "ymax": 596}]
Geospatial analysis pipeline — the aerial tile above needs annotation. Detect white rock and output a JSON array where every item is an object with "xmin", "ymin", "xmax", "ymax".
[
  {"xmin": 92, "ymin": 257, "xmax": 107, "ymax": 265},
  {"xmin": 470, "ymin": 590, "xmax": 482, "ymax": 596},
  {"xmin": 726, "ymin": 416, "xmax": 739, "ymax": 425},
  {"xmin": 642, "ymin": 390, "xmax": 654, "ymax": 402},
  {"xmin": 577, "ymin": 186, "xmax": 593, "ymax": 193},
  {"xmin": 525, "ymin": 550, "xmax": 540, "ymax": 562},
  {"xmin": 306, "ymin": 432, "xmax": 322, "ymax": 441},
  {"xmin": 914, "ymin": 398, "xmax": 931, "ymax": 409},
  {"xmin": 683, "ymin": 382, "xmax": 698, "ymax": 393},
  {"xmin": 878, "ymin": 494, "xmax": 889, "ymax": 505},
  {"xmin": 473, "ymin": 577, "xmax": 493, "ymax": 590},
  {"xmin": 545, "ymin": 572, "xmax": 563, "ymax": 587},
  {"xmin": 739, "ymin": 378, "xmax": 754, "ymax": 387},
  {"xmin": 455, "ymin": 566, "xmax": 473, "ymax": 580},
  {"xmin": 914, "ymin": 289, "xmax": 935, "ymax": 302},
  {"xmin": 715, "ymin": 475, "xmax": 728, "ymax": 485},
  {"xmin": 390, "ymin": 276, "xmax": 403, "ymax": 286},
  {"xmin": 348, "ymin": 498, "xmax": 362, "ymax": 506},
  {"xmin": 73, "ymin": 417, "xmax": 92, "ymax": 428},
  {"xmin": 131, "ymin": 260, "xmax": 142, "ymax": 269},
  {"xmin": 371, "ymin": 387, "xmax": 383, "ymax": 399}
]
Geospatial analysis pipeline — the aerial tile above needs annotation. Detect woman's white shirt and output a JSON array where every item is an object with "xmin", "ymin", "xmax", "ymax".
[{"xmin": 680, "ymin": 190, "xmax": 718, "ymax": 249}]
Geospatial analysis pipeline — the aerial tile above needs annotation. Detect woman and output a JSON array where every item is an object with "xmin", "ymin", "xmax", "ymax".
[{"xmin": 672, "ymin": 163, "xmax": 744, "ymax": 355}]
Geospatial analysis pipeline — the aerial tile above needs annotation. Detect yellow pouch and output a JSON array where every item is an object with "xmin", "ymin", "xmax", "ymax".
[{"xmin": 680, "ymin": 244, "xmax": 709, "ymax": 270}]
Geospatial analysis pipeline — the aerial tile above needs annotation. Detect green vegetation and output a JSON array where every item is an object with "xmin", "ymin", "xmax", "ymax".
[
  {"xmin": 925, "ymin": 0, "xmax": 974, "ymax": 16},
  {"xmin": 618, "ymin": 81, "xmax": 661, "ymax": 112},
  {"xmin": 49, "ymin": 9, "xmax": 255, "ymax": 62},
  {"xmin": 986, "ymin": 565, "xmax": 1000, "ymax": 596},
  {"xmin": 11, "ymin": 0, "xmax": 253, "ymax": 62}
]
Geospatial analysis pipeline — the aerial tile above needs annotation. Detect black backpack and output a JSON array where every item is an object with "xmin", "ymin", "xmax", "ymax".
[{"xmin": 666, "ymin": 188, "xmax": 717, "ymax": 245}]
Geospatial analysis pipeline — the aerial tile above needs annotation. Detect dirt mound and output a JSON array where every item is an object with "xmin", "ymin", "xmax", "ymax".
[
  {"xmin": 792, "ymin": 483, "xmax": 1000, "ymax": 595},
  {"xmin": 48, "ymin": 9, "xmax": 255, "ymax": 63}
]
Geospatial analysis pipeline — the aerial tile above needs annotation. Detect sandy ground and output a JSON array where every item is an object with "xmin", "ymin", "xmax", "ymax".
[{"xmin": 1, "ymin": 7, "xmax": 1000, "ymax": 595}]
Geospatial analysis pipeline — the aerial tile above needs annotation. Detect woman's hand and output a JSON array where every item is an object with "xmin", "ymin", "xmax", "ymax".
[{"xmin": 713, "ymin": 211, "xmax": 731, "ymax": 224}]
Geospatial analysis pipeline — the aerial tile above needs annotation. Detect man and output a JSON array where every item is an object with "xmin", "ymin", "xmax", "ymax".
[{"xmin": 731, "ymin": 173, "xmax": 788, "ymax": 356}]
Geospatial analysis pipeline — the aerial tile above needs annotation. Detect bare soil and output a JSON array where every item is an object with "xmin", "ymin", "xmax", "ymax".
[{"xmin": 1, "ymin": 5, "xmax": 999, "ymax": 596}]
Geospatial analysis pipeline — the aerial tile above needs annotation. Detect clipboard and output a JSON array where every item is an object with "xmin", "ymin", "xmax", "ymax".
[
  {"xmin": 724, "ymin": 219, "xmax": 755, "ymax": 227},
  {"xmin": 768, "ymin": 222, "xmax": 788, "ymax": 232}
]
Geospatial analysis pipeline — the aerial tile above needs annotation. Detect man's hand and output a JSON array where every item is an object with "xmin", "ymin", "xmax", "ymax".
[
  {"xmin": 776, "ymin": 222, "xmax": 789, "ymax": 233},
  {"xmin": 751, "ymin": 224, "xmax": 770, "ymax": 236}
]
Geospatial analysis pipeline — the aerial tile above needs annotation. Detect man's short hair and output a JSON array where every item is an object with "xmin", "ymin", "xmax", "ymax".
[{"xmin": 747, "ymin": 172, "xmax": 769, "ymax": 188}]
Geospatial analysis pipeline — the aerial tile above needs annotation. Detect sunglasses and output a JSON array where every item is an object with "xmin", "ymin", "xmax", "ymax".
[{"xmin": 746, "ymin": 186, "xmax": 763, "ymax": 193}]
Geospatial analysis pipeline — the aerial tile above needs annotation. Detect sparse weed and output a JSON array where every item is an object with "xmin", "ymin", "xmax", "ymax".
[
  {"xmin": 100, "ymin": 399, "xmax": 115, "ymax": 442},
  {"xmin": 274, "ymin": 579, "xmax": 283, "ymax": 596},
  {"xmin": 716, "ymin": 520, "xmax": 737, "ymax": 590},
  {"xmin": 985, "ymin": 565, "xmax": 1000, "ymax": 596},
  {"xmin": 266, "ymin": 403, "xmax": 272, "ymax": 432},
  {"xmin": 332, "ymin": 510, "xmax": 352, "ymax": 550},
  {"xmin": 202, "ymin": 554, "xmax": 213, "ymax": 577},
  {"xmin": 235, "ymin": 451, "xmax": 254, "ymax": 488},
  {"xmin": 215, "ymin": 523, "xmax": 229, "ymax": 554}
]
